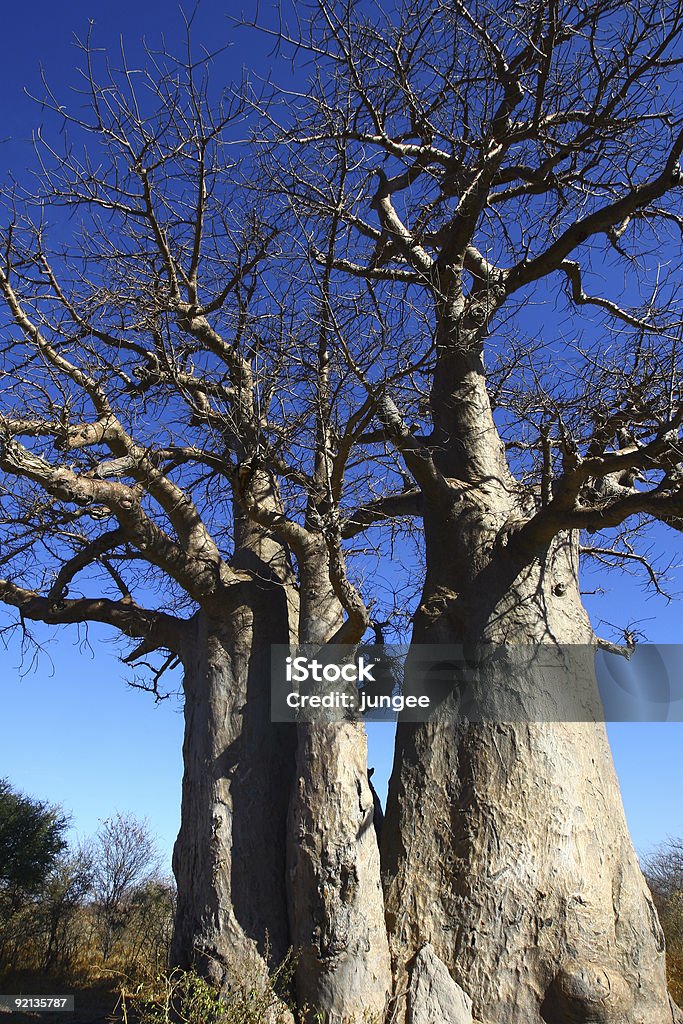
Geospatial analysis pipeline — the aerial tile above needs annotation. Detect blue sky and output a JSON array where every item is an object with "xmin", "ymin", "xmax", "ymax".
[{"xmin": 0, "ymin": 2, "xmax": 681, "ymax": 871}]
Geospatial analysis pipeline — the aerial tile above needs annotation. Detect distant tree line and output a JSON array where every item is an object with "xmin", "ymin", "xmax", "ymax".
[{"xmin": 0, "ymin": 779, "xmax": 174, "ymax": 984}]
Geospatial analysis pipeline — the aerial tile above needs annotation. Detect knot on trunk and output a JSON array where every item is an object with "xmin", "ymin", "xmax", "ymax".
[{"xmin": 413, "ymin": 586, "xmax": 462, "ymax": 637}]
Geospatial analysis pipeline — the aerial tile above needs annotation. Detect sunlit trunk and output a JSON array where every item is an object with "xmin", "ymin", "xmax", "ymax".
[
  {"xmin": 172, "ymin": 599, "xmax": 296, "ymax": 1012},
  {"xmin": 287, "ymin": 543, "xmax": 392, "ymax": 1023},
  {"xmin": 171, "ymin": 474, "xmax": 297, "ymax": 1017},
  {"xmin": 382, "ymin": 490, "xmax": 672, "ymax": 1024}
]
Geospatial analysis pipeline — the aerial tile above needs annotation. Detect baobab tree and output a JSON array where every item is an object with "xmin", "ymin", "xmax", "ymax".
[
  {"xmin": 1, "ymin": 3, "xmax": 683, "ymax": 1024},
  {"xmin": 257, "ymin": 0, "xmax": 683, "ymax": 1022},
  {"xmin": 0, "ymin": 33, "xmax": 394, "ymax": 1023}
]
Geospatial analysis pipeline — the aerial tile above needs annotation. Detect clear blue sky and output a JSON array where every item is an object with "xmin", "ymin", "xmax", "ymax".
[{"xmin": 0, "ymin": 2, "xmax": 681, "ymax": 872}]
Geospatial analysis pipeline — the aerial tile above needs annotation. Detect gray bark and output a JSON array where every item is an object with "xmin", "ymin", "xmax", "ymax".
[
  {"xmin": 288, "ymin": 720, "xmax": 392, "ymax": 1023},
  {"xmin": 172, "ymin": 475, "xmax": 298, "ymax": 1014},
  {"xmin": 171, "ymin": 477, "xmax": 391, "ymax": 1022},
  {"xmin": 379, "ymin": 314, "xmax": 673, "ymax": 1022},
  {"xmin": 287, "ymin": 547, "xmax": 392, "ymax": 1022},
  {"xmin": 408, "ymin": 944, "xmax": 473, "ymax": 1024},
  {"xmin": 171, "ymin": 596, "xmax": 297, "ymax": 1008},
  {"xmin": 382, "ymin": 481, "xmax": 672, "ymax": 1024}
]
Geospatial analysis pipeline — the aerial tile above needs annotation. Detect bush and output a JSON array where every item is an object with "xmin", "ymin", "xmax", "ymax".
[
  {"xmin": 0, "ymin": 779, "xmax": 70, "ymax": 973},
  {"xmin": 118, "ymin": 965, "xmax": 294, "ymax": 1024},
  {"xmin": 1, "ymin": 794, "xmax": 175, "ymax": 989}
]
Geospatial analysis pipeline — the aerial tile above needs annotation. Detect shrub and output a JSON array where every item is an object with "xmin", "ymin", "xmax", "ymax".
[{"xmin": 118, "ymin": 965, "xmax": 294, "ymax": 1024}]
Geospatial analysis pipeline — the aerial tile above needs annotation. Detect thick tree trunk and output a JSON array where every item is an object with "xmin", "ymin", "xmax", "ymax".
[
  {"xmin": 382, "ymin": 491, "xmax": 672, "ymax": 1024},
  {"xmin": 172, "ymin": 594, "xmax": 297, "ymax": 1004},
  {"xmin": 287, "ymin": 547, "xmax": 392, "ymax": 1022},
  {"xmin": 172, "ymin": 473, "xmax": 298, "ymax": 1010},
  {"xmin": 288, "ymin": 720, "xmax": 391, "ymax": 1023}
]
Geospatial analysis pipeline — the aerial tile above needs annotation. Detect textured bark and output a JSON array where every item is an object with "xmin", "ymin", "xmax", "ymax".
[
  {"xmin": 382, "ymin": 482, "xmax": 672, "ymax": 1024},
  {"xmin": 288, "ymin": 721, "xmax": 392, "ymax": 1023},
  {"xmin": 171, "ymin": 476, "xmax": 391, "ymax": 1021},
  {"xmin": 172, "ymin": 475, "xmax": 298, "ymax": 1011},
  {"xmin": 171, "ymin": 596, "xmax": 297, "ymax": 1005},
  {"xmin": 287, "ymin": 548, "xmax": 392, "ymax": 1022}
]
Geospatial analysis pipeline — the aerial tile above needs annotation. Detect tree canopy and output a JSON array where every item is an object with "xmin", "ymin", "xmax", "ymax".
[
  {"xmin": 0, "ymin": 1, "xmax": 681, "ymax": 656},
  {"xmin": 0, "ymin": 778, "xmax": 68, "ymax": 898}
]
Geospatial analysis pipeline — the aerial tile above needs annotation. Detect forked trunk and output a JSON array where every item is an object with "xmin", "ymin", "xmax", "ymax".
[
  {"xmin": 172, "ymin": 473, "xmax": 298, "ymax": 1011},
  {"xmin": 382, "ymin": 493, "xmax": 672, "ymax": 1024}
]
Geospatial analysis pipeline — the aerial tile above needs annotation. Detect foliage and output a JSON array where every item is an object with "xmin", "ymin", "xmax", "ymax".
[
  {"xmin": 32, "ymin": 844, "xmax": 94, "ymax": 975},
  {"xmin": 118, "ymin": 965, "xmax": 295, "ymax": 1024},
  {"xmin": 0, "ymin": 793, "xmax": 174, "ymax": 988},
  {"xmin": 0, "ymin": 778, "xmax": 68, "ymax": 896},
  {"xmin": 0, "ymin": 778, "xmax": 70, "ymax": 972}
]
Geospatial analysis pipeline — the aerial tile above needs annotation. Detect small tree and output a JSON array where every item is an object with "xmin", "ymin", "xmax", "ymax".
[
  {"xmin": 39, "ymin": 845, "xmax": 94, "ymax": 976},
  {"xmin": 0, "ymin": 778, "xmax": 68, "ymax": 898},
  {"xmin": 0, "ymin": 779, "xmax": 69, "ymax": 971},
  {"xmin": 121, "ymin": 876, "xmax": 176, "ymax": 979},
  {"xmin": 91, "ymin": 813, "xmax": 161, "ymax": 963}
]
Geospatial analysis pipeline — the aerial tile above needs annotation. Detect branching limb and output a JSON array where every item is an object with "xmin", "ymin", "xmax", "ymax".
[
  {"xmin": 324, "ymin": 522, "xmax": 370, "ymax": 645},
  {"xmin": 47, "ymin": 528, "xmax": 126, "ymax": 602},
  {"xmin": 506, "ymin": 128, "xmax": 683, "ymax": 294},
  {"xmin": 234, "ymin": 461, "xmax": 310, "ymax": 553},
  {"xmin": 581, "ymin": 541, "xmax": 672, "ymax": 598},
  {"xmin": 596, "ymin": 636, "xmax": 636, "ymax": 659},
  {"xmin": 560, "ymin": 260, "xmax": 674, "ymax": 331},
  {"xmin": 0, "ymin": 577, "xmax": 183, "ymax": 654},
  {"xmin": 0, "ymin": 436, "xmax": 239, "ymax": 602},
  {"xmin": 342, "ymin": 489, "xmax": 422, "ymax": 539}
]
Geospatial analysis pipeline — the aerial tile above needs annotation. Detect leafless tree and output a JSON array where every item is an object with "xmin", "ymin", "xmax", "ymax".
[
  {"xmin": 1, "ymin": 3, "xmax": 683, "ymax": 1023},
  {"xmin": 244, "ymin": 1, "xmax": 683, "ymax": 1021},
  {"xmin": 90, "ymin": 813, "xmax": 161, "ymax": 962},
  {"xmin": 0, "ymin": 27, "xmax": 402, "ymax": 1022}
]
